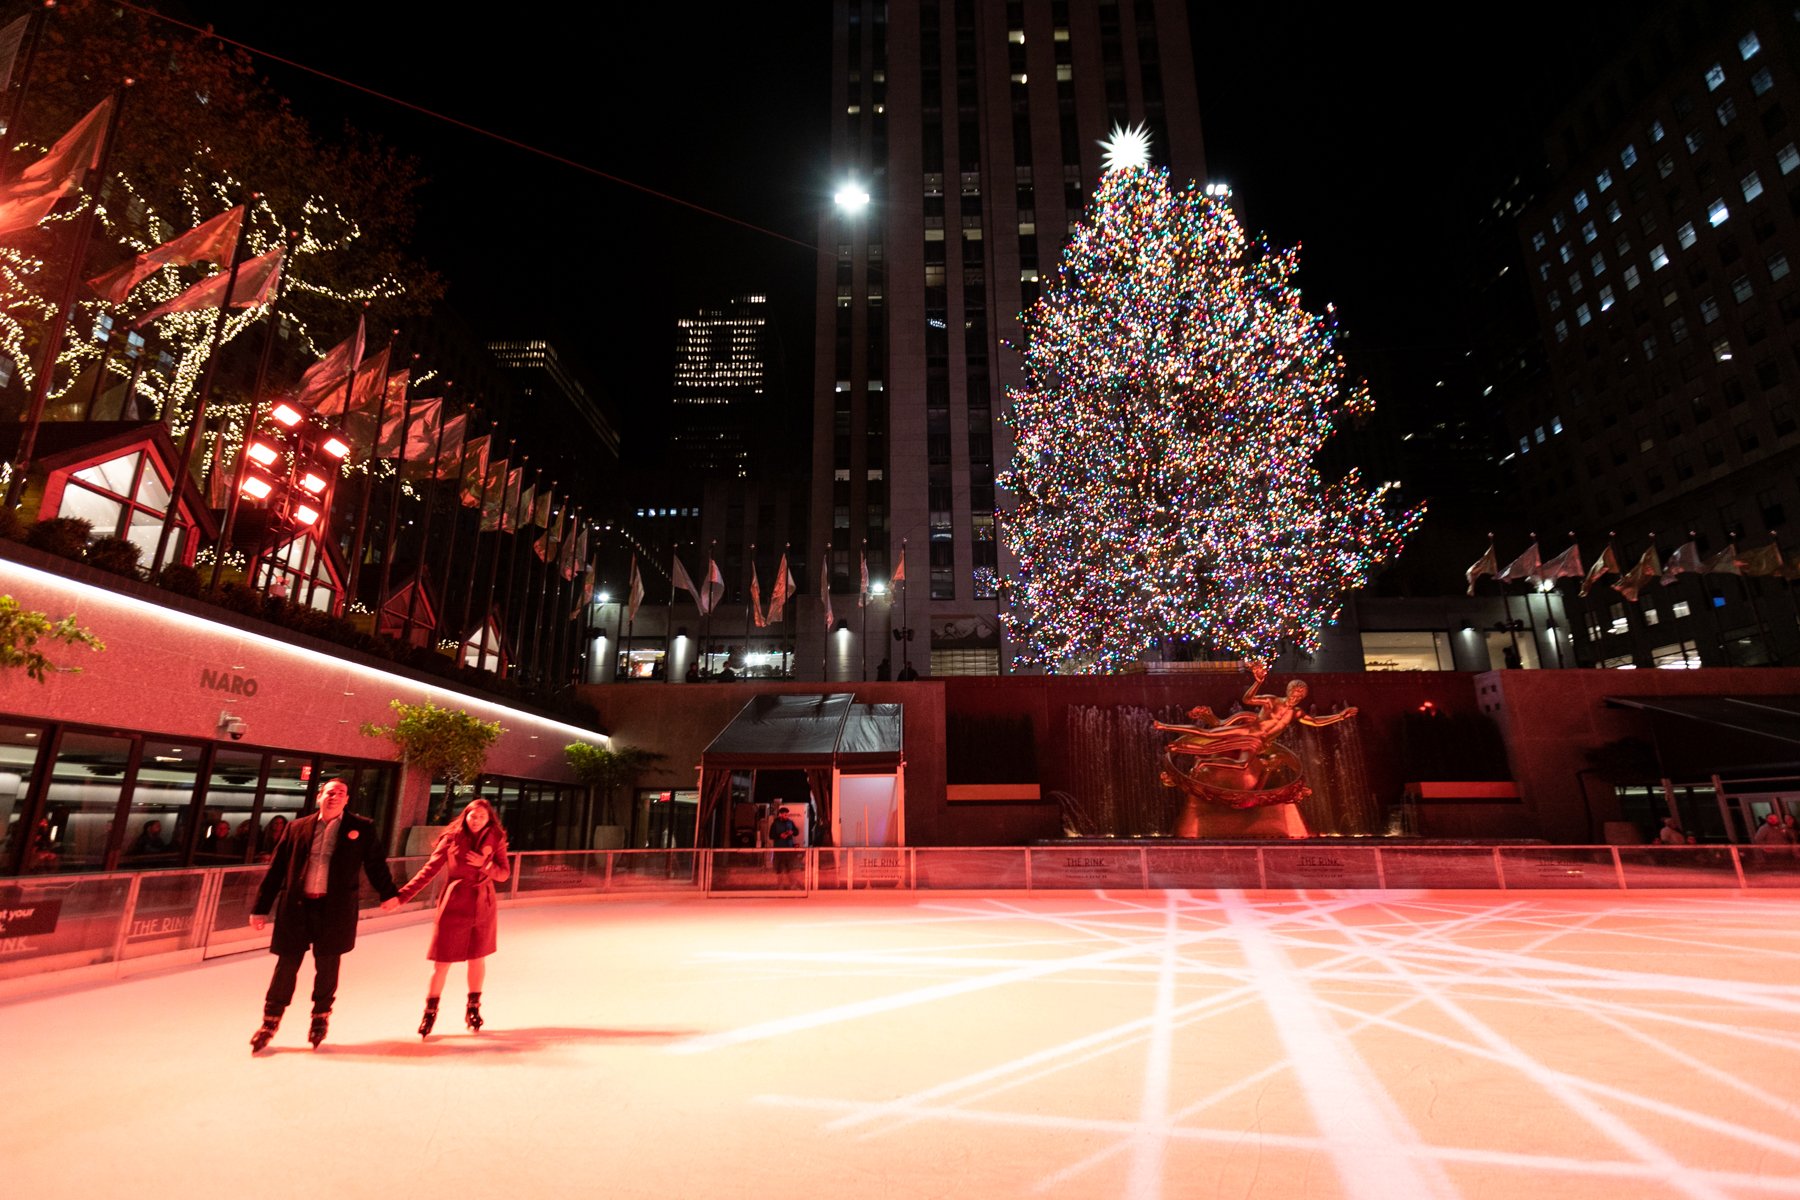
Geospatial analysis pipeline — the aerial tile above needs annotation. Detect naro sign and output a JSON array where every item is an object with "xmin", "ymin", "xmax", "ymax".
[{"xmin": 199, "ymin": 667, "xmax": 259, "ymax": 698}]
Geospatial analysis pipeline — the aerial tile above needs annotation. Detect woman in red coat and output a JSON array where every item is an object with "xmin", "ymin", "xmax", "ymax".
[{"xmin": 396, "ymin": 797, "xmax": 511, "ymax": 1037}]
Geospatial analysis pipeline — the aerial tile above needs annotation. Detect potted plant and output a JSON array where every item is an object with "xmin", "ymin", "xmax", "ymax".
[
  {"xmin": 363, "ymin": 699, "xmax": 504, "ymax": 829},
  {"xmin": 566, "ymin": 741, "xmax": 664, "ymax": 849}
]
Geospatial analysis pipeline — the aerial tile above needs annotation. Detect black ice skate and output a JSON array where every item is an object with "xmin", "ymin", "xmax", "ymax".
[
  {"xmin": 465, "ymin": 992, "xmax": 483, "ymax": 1032},
  {"xmin": 250, "ymin": 1013, "xmax": 280, "ymax": 1054},
  {"xmin": 419, "ymin": 997, "xmax": 439, "ymax": 1039},
  {"xmin": 307, "ymin": 1011, "xmax": 330, "ymax": 1049}
]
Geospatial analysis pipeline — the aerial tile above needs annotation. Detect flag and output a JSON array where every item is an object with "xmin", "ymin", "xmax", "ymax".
[
  {"xmin": 1701, "ymin": 543, "xmax": 1742, "ymax": 575},
  {"xmin": 1532, "ymin": 542, "xmax": 1583, "ymax": 584},
  {"xmin": 292, "ymin": 320, "xmax": 365, "ymax": 410},
  {"xmin": 534, "ymin": 508, "xmax": 564, "ymax": 562},
  {"xmin": 561, "ymin": 522, "xmax": 585, "ymax": 580},
  {"xmin": 458, "ymin": 434, "xmax": 491, "ymax": 507},
  {"xmin": 701, "ymin": 557, "xmax": 725, "ymax": 615},
  {"xmin": 317, "ymin": 345, "xmax": 389, "ymax": 418},
  {"xmin": 0, "ymin": 15, "xmax": 30, "ymax": 119},
  {"xmin": 1498, "ymin": 542, "xmax": 1541, "ymax": 583},
  {"xmin": 858, "ymin": 547, "xmax": 870, "ymax": 607},
  {"xmin": 422, "ymin": 411, "xmax": 469, "ymax": 480},
  {"xmin": 531, "ymin": 491, "xmax": 553, "ymax": 529},
  {"xmin": 821, "ymin": 555, "xmax": 834, "ymax": 630},
  {"xmin": 769, "ymin": 552, "xmax": 790, "ymax": 622},
  {"xmin": 1580, "ymin": 544, "xmax": 1621, "ymax": 596},
  {"xmin": 206, "ymin": 431, "xmax": 230, "ymax": 510},
  {"xmin": 626, "ymin": 555, "xmax": 645, "ymax": 624},
  {"xmin": 1739, "ymin": 542, "xmax": 1786, "ymax": 578},
  {"xmin": 477, "ymin": 458, "xmax": 510, "ymax": 529},
  {"xmin": 892, "ymin": 543, "xmax": 906, "ymax": 584},
  {"xmin": 1660, "ymin": 539, "xmax": 1705, "ymax": 585},
  {"xmin": 0, "ymin": 96, "xmax": 113, "ymax": 238},
  {"xmin": 1612, "ymin": 544, "xmax": 1661, "ymax": 603},
  {"xmin": 131, "ymin": 243, "xmax": 283, "ymax": 326},
  {"xmin": 507, "ymin": 482, "xmax": 533, "ymax": 534},
  {"xmin": 376, "ymin": 394, "xmax": 442, "ymax": 460},
  {"xmin": 671, "ymin": 553, "xmax": 702, "ymax": 609},
  {"xmin": 749, "ymin": 560, "xmax": 766, "ymax": 628},
  {"xmin": 1464, "ymin": 542, "xmax": 1497, "ymax": 596},
  {"xmin": 571, "ymin": 564, "xmax": 595, "ymax": 619},
  {"xmin": 89, "ymin": 206, "xmax": 243, "ymax": 303}
]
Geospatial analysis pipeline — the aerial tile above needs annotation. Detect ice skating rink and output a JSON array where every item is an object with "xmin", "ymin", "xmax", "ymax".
[{"xmin": 8, "ymin": 888, "xmax": 1800, "ymax": 1200}]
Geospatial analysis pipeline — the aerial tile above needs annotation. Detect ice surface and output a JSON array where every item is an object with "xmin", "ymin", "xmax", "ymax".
[{"xmin": 7, "ymin": 889, "xmax": 1800, "ymax": 1199}]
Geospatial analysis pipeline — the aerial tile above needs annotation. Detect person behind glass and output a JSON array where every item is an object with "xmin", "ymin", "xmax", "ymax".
[
  {"xmin": 395, "ymin": 797, "xmax": 511, "ymax": 1038},
  {"xmin": 1657, "ymin": 817, "xmax": 1687, "ymax": 846},
  {"xmin": 770, "ymin": 805, "xmax": 801, "ymax": 882},
  {"xmin": 248, "ymin": 778, "xmax": 400, "ymax": 1053},
  {"xmin": 126, "ymin": 819, "xmax": 166, "ymax": 857},
  {"xmin": 1752, "ymin": 812, "xmax": 1796, "ymax": 847},
  {"xmin": 257, "ymin": 814, "xmax": 288, "ymax": 862}
]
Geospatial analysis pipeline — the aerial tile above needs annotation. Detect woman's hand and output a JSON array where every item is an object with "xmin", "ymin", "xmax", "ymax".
[{"xmin": 462, "ymin": 849, "xmax": 489, "ymax": 867}]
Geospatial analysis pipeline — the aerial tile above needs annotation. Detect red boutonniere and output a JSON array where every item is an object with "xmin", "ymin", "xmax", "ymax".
[{"xmin": 347, "ymin": 830, "xmax": 360, "ymax": 840}]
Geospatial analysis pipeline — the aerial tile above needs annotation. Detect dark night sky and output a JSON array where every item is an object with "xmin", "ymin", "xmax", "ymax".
[{"xmin": 178, "ymin": 2, "xmax": 1646, "ymax": 468}]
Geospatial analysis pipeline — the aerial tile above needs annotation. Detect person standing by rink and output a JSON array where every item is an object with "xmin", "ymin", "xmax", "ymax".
[
  {"xmin": 395, "ymin": 797, "xmax": 511, "ymax": 1038},
  {"xmin": 249, "ymin": 778, "xmax": 400, "ymax": 1053}
]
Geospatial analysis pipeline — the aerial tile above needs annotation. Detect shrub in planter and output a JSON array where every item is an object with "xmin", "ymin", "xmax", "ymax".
[
  {"xmin": 0, "ymin": 506, "xmax": 26, "ymax": 541},
  {"xmin": 84, "ymin": 535, "xmax": 143, "ymax": 578},
  {"xmin": 157, "ymin": 563, "xmax": 202, "ymax": 597},
  {"xmin": 25, "ymin": 517, "xmax": 92, "ymax": 561}
]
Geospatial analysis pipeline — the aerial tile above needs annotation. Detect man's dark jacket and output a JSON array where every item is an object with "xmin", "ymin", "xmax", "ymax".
[{"xmin": 252, "ymin": 812, "xmax": 399, "ymax": 956}]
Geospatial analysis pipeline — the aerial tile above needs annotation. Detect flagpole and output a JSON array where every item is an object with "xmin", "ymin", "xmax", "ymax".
[
  {"xmin": 543, "ymin": 513, "xmax": 568, "ymax": 687},
  {"xmin": 514, "ymin": 472, "xmax": 547, "ymax": 681},
  {"xmin": 1, "ymin": 4, "xmax": 55, "ymax": 158},
  {"xmin": 746, "ymin": 542, "xmax": 756, "ymax": 678},
  {"xmin": 860, "ymin": 538, "xmax": 869, "ymax": 680},
  {"xmin": 499, "ymin": 463, "xmax": 536, "ymax": 682},
  {"xmin": 227, "ymin": 247, "xmax": 305, "ymax": 593},
  {"xmin": 899, "ymin": 536, "xmax": 911, "ymax": 674},
  {"xmin": 341, "ymin": 327, "xmax": 394, "ymax": 605},
  {"xmin": 666, "ymin": 544, "xmax": 682, "ymax": 684},
  {"xmin": 438, "ymin": 403, "xmax": 480, "ymax": 639},
  {"xmin": 150, "ymin": 194, "xmax": 253, "ymax": 578},
  {"xmin": 471, "ymin": 438, "xmax": 514, "ymax": 676},
  {"xmin": 373, "ymin": 353, "xmax": 420, "ymax": 633},
  {"xmin": 491, "ymin": 453, "xmax": 526, "ymax": 678},
  {"xmin": 402, "ymin": 381, "xmax": 452, "ymax": 647},
  {"xmin": 452, "ymin": 420, "xmax": 494, "ymax": 642},
  {"xmin": 81, "ymin": 319, "xmax": 116, "ymax": 420},
  {"xmin": 823, "ymin": 540, "xmax": 832, "ymax": 682},
  {"xmin": 549, "ymin": 526, "xmax": 576, "ymax": 688},
  {"xmin": 624, "ymin": 552, "xmax": 637, "ymax": 683},
  {"xmin": 6, "ymin": 83, "xmax": 127, "ymax": 510}
]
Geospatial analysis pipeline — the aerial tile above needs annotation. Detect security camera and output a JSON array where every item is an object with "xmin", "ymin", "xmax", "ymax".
[{"xmin": 218, "ymin": 712, "xmax": 247, "ymax": 741}]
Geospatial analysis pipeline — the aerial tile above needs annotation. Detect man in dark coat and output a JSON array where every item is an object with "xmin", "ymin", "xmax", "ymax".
[{"xmin": 249, "ymin": 778, "xmax": 400, "ymax": 1052}]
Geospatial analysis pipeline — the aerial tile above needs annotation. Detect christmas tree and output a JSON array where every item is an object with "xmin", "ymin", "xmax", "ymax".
[{"xmin": 999, "ymin": 128, "xmax": 1422, "ymax": 672}]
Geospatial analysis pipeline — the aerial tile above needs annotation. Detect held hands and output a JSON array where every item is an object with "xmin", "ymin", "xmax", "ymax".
[
  {"xmin": 249, "ymin": 914, "xmax": 266, "ymax": 931},
  {"xmin": 379, "ymin": 896, "xmax": 401, "ymax": 911}
]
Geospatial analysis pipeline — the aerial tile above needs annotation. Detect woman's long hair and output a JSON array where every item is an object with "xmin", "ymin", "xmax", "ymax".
[{"xmin": 443, "ymin": 796, "xmax": 505, "ymax": 852}]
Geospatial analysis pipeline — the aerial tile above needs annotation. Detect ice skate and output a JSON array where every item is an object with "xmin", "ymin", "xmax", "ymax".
[
  {"xmin": 307, "ymin": 1011, "xmax": 330, "ymax": 1049},
  {"xmin": 419, "ymin": 998, "xmax": 439, "ymax": 1039},
  {"xmin": 465, "ymin": 992, "xmax": 483, "ymax": 1032},
  {"xmin": 250, "ymin": 1013, "xmax": 280, "ymax": 1054}
]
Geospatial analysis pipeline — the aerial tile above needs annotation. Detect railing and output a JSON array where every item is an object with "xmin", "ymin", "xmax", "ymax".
[{"xmin": 2, "ymin": 844, "xmax": 1795, "ymax": 994}]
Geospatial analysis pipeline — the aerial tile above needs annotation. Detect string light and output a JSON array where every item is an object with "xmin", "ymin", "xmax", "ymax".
[{"xmin": 999, "ymin": 165, "xmax": 1423, "ymax": 671}]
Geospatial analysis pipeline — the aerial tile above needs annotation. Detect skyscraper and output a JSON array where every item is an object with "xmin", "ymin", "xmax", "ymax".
[
  {"xmin": 812, "ymin": 0, "xmax": 1205, "ymax": 676},
  {"xmin": 1507, "ymin": 0, "xmax": 1800, "ymax": 667},
  {"xmin": 670, "ymin": 295, "xmax": 780, "ymax": 480}
]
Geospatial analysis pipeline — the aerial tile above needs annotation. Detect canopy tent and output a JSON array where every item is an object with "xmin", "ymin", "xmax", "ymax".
[{"xmin": 696, "ymin": 693, "xmax": 904, "ymax": 848}]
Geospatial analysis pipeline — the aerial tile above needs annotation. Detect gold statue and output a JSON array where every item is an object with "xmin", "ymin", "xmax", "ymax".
[{"xmin": 1157, "ymin": 663, "xmax": 1357, "ymax": 817}]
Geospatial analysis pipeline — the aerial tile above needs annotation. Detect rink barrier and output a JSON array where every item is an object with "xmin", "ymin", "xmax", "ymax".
[{"xmin": 1, "ymin": 844, "xmax": 1796, "ymax": 994}]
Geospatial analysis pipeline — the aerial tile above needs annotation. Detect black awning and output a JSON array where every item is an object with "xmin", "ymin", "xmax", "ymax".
[
  {"xmin": 701, "ymin": 693, "xmax": 903, "ymax": 770},
  {"xmin": 1605, "ymin": 694, "xmax": 1800, "ymax": 747}
]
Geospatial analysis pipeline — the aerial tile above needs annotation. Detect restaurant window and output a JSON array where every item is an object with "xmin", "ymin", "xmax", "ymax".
[
  {"xmin": 124, "ymin": 739, "xmax": 207, "ymax": 869},
  {"xmin": 30, "ymin": 729, "xmax": 135, "ymax": 874},
  {"xmin": 0, "ymin": 722, "xmax": 48, "ymax": 874},
  {"xmin": 205, "ymin": 747, "xmax": 276, "ymax": 862}
]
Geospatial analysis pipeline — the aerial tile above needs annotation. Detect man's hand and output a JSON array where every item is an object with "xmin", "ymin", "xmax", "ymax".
[
  {"xmin": 379, "ymin": 896, "xmax": 400, "ymax": 911},
  {"xmin": 249, "ymin": 914, "xmax": 266, "ymax": 931}
]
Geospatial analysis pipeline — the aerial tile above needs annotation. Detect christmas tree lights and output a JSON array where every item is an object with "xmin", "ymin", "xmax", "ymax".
[{"xmin": 999, "ymin": 161, "xmax": 1422, "ymax": 672}]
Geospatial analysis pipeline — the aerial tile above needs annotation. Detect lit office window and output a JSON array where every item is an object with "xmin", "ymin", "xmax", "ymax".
[
  {"xmin": 1739, "ymin": 31, "xmax": 1761, "ymax": 60},
  {"xmin": 1706, "ymin": 63, "xmax": 1726, "ymax": 91},
  {"xmin": 1678, "ymin": 221, "xmax": 1699, "ymax": 248},
  {"xmin": 1650, "ymin": 120, "xmax": 1666, "ymax": 141},
  {"xmin": 1742, "ymin": 171, "xmax": 1764, "ymax": 201},
  {"xmin": 1651, "ymin": 244, "xmax": 1670, "ymax": 270},
  {"xmin": 1708, "ymin": 199, "xmax": 1730, "ymax": 226},
  {"xmin": 1574, "ymin": 189, "xmax": 1590, "ymax": 212},
  {"xmin": 1717, "ymin": 97, "xmax": 1737, "ymax": 126},
  {"xmin": 1752, "ymin": 67, "xmax": 1774, "ymax": 96},
  {"xmin": 1780, "ymin": 143, "xmax": 1800, "ymax": 174},
  {"xmin": 1621, "ymin": 143, "xmax": 1639, "ymax": 168},
  {"xmin": 1733, "ymin": 274, "xmax": 1755, "ymax": 302},
  {"xmin": 1768, "ymin": 251, "xmax": 1790, "ymax": 280},
  {"xmin": 1624, "ymin": 264, "xmax": 1642, "ymax": 290}
]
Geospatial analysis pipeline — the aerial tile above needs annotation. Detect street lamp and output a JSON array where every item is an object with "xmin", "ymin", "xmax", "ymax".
[{"xmin": 834, "ymin": 180, "xmax": 871, "ymax": 213}]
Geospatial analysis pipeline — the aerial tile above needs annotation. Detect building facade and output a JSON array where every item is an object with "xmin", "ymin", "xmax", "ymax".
[
  {"xmin": 811, "ymin": 0, "xmax": 1206, "ymax": 676},
  {"xmin": 670, "ymin": 295, "xmax": 782, "ymax": 481},
  {"xmin": 1508, "ymin": 0, "xmax": 1800, "ymax": 667}
]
